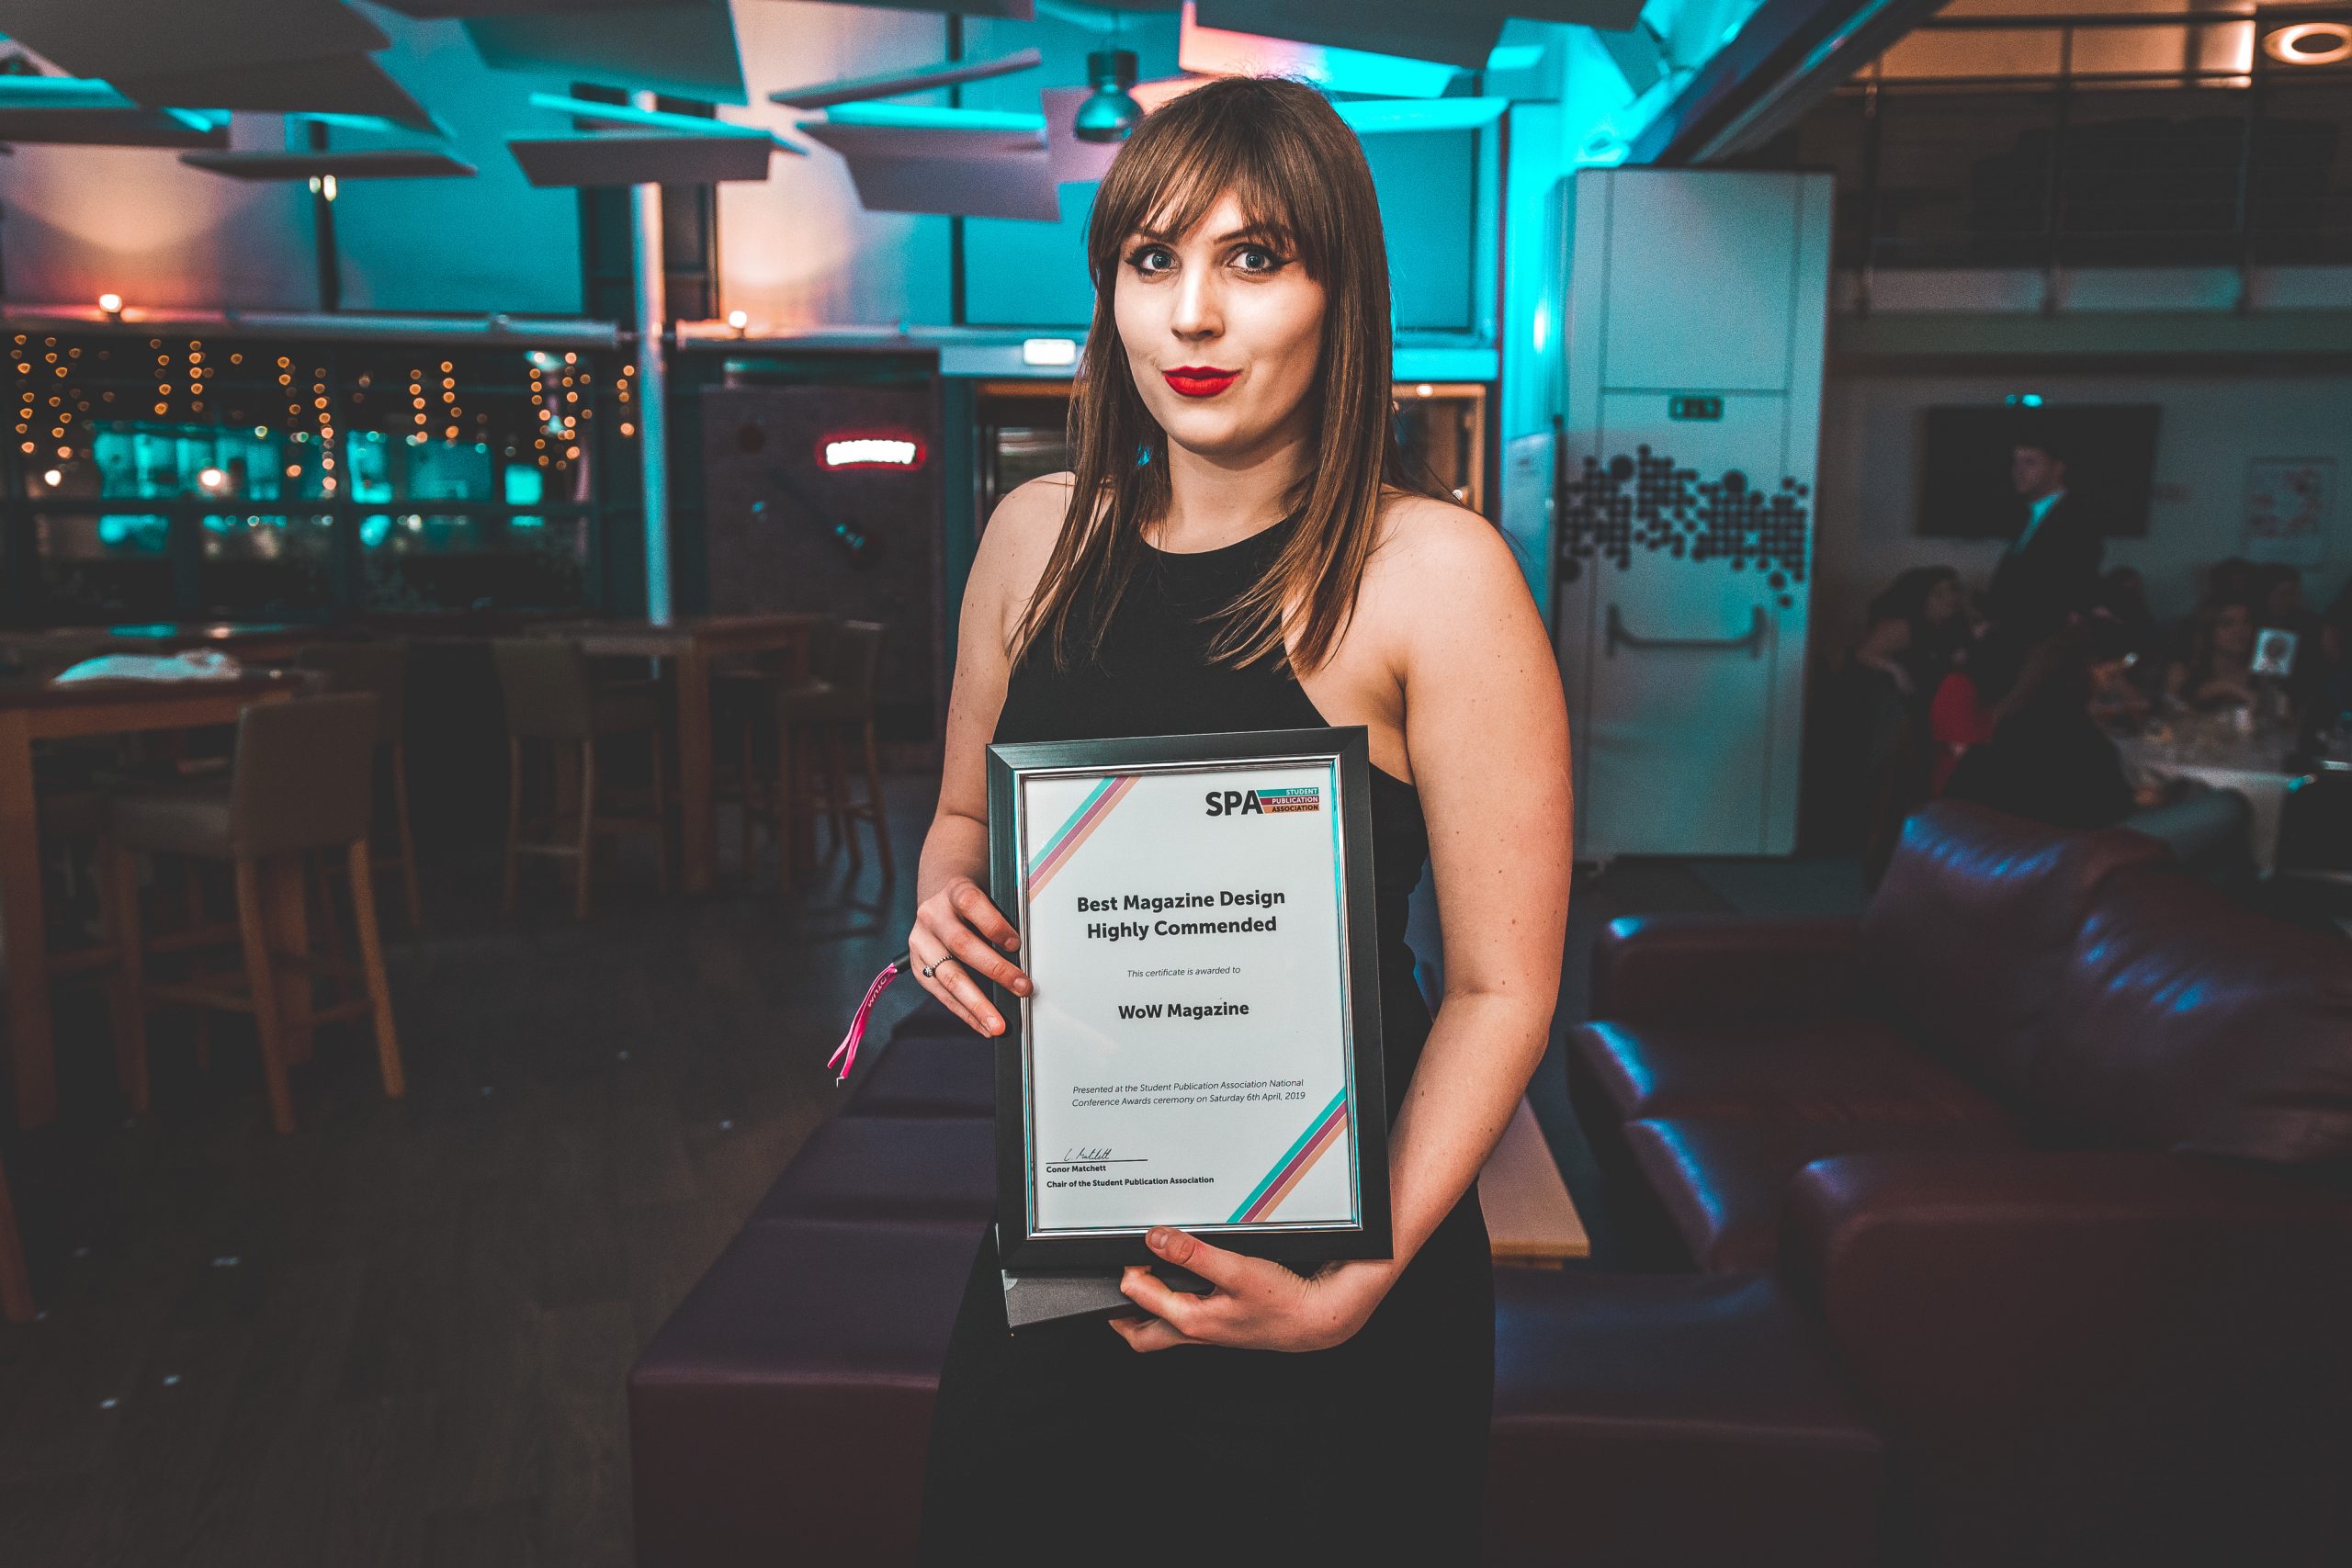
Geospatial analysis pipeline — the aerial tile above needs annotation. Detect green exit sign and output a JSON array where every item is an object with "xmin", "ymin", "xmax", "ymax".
[{"xmin": 1668, "ymin": 394, "xmax": 1723, "ymax": 422}]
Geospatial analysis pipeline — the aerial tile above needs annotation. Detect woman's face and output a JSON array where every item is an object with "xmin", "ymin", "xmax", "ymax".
[
  {"xmin": 1923, "ymin": 578, "xmax": 1964, "ymax": 626},
  {"xmin": 2214, "ymin": 603, "xmax": 2255, "ymax": 659},
  {"xmin": 1114, "ymin": 189, "xmax": 1328, "ymax": 466}
]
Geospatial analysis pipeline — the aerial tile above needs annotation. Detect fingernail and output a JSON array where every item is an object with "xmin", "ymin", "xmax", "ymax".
[
  {"xmin": 1012, "ymin": 978, "xmax": 1031, "ymax": 995},
  {"xmin": 987, "ymin": 1015, "xmax": 1002, "ymax": 1033},
  {"xmin": 1146, "ymin": 1227, "xmax": 1171, "ymax": 1252}
]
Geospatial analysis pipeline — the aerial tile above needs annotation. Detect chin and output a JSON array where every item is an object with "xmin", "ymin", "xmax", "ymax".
[{"xmin": 1154, "ymin": 403, "xmax": 1269, "ymax": 459}]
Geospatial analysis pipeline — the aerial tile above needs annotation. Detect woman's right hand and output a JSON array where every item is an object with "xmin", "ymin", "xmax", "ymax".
[{"xmin": 909, "ymin": 876, "xmax": 1031, "ymax": 1037}]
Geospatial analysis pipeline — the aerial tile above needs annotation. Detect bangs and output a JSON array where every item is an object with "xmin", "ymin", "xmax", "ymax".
[{"xmin": 1087, "ymin": 95, "xmax": 1331, "ymax": 281}]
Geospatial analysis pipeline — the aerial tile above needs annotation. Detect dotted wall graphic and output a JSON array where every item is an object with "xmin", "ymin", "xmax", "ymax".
[{"xmin": 1558, "ymin": 446, "xmax": 1811, "ymax": 608}]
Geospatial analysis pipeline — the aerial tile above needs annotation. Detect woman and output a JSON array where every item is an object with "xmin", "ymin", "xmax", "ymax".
[
  {"xmin": 1828, "ymin": 567, "xmax": 1962, "ymax": 874},
  {"xmin": 1928, "ymin": 623, "xmax": 2036, "ymax": 795},
  {"xmin": 2168, "ymin": 595, "xmax": 2260, "ymax": 711},
  {"xmin": 1850, "ymin": 565, "xmax": 1968, "ymax": 701},
  {"xmin": 908, "ymin": 77, "xmax": 1571, "ymax": 1559}
]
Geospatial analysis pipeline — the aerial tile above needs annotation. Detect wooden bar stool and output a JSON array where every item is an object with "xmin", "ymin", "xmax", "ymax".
[
  {"xmin": 0, "ymin": 1155, "xmax": 30, "ymax": 1324},
  {"xmin": 298, "ymin": 639, "xmax": 424, "ymax": 929},
  {"xmin": 107, "ymin": 693, "xmax": 404, "ymax": 1136},
  {"xmin": 764, "ymin": 620, "xmax": 892, "ymax": 880},
  {"xmin": 492, "ymin": 638, "xmax": 671, "ymax": 921}
]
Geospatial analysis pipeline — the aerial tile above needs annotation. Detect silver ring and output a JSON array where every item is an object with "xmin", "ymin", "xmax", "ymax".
[{"xmin": 919, "ymin": 964, "xmax": 936, "ymax": 978}]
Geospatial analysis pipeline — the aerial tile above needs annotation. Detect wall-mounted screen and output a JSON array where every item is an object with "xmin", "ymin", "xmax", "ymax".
[{"xmin": 1917, "ymin": 403, "xmax": 2161, "ymax": 538}]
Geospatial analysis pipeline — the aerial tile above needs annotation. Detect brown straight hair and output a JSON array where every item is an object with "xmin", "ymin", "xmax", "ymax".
[{"xmin": 1012, "ymin": 74, "xmax": 1448, "ymax": 674}]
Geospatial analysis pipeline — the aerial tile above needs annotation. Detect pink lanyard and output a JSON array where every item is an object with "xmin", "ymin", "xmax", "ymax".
[{"xmin": 829, "ymin": 951, "xmax": 910, "ymax": 1085}]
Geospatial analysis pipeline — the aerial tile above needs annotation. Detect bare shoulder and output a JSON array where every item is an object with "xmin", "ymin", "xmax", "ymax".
[
  {"xmin": 1361, "ymin": 491, "xmax": 1535, "ymax": 615},
  {"xmin": 969, "ymin": 471, "xmax": 1078, "ymax": 611},
  {"xmin": 980, "ymin": 471, "xmax": 1077, "ymax": 561}
]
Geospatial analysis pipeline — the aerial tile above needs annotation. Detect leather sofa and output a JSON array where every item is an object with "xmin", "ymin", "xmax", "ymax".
[{"xmin": 1569, "ymin": 801, "xmax": 2352, "ymax": 1563}]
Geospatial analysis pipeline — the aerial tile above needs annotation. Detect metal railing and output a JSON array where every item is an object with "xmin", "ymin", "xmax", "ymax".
[{"xmin": 1809, "ymin": 6, "xmax": 2352, "ymax": 303}]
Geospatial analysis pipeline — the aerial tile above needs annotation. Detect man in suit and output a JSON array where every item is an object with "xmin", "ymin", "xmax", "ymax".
[{"xmin": 1986, "ymin": 431, "xmax": 2103, "ymax": 638}]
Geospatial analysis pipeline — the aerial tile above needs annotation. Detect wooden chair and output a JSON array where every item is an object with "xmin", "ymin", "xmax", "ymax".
[
  {"xmin": 20, "ymin": 775, "xmax": 150, "ymax": 1112},
  {"xmin": 718, "ymin": 618, "xmax": 839, "ymax": 886},
  {"xmin": 298, "ymin": 639, "xmax": 423, "ymax": 929},
  {"xmin": 764, "ymin": 620, "xmax": 892, "ymax": 880},
  {"xmin": 0, "ymin": 781, "xmax": 106, "ymax": 1323},
  {"xmin": 492, "ymin": 638, "xmax": 671, "ymax": 920},
  {"xmin": 108, "ymin": 694, "xmax": 404, "ymax": 1136}
]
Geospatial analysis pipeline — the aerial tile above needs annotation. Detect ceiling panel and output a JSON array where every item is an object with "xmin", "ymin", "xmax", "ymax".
[
  {"xmin": 0, "ymin": 0, "xmax": 388, "ymax": 79},
  {"xmin": 772, "ymin": 47, "xmax": 1042, "ymax": 108},
  {"xmin": 112, "ymin": 53, "xmax": 438, "ymax": 132},
  {"xmin": 181, "ymin": 149, "xmax": 477, "ymax": 179},
  {"xmin": 507, "ymin": 131, "xmax": 775, "ymax": 186},
  {"xmin": 0, "ymin": 107, "xmax": 231, "ymax": 147},
  {"xmin": 797, "ymin": 119, "xmax": 1059, "ymax": 220},
  {"xmin": 371, "ymin": 0, "xmax": 675, "ymax": 15},
  {"xmin": 464, "ymin": 1, "xmax": 746, "ymax": 104},
  {"xmin": 1193, "ymin": 0, "xmax": 1502, "ymax": 69},
  {"xmin": 806, "ymin": 0, "xmax": 1036, "ymax": 16}
]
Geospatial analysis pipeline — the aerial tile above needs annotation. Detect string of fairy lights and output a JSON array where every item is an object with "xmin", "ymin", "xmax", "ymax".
[{"xmin": 6, "ymin": 333, "xmax": 639, "ymax": 498}]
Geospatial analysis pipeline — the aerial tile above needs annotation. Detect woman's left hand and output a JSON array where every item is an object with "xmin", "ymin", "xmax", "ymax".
[{"xmin": 1110, "ymin": 1226, "xmax": 1398, "ymax": 1353}]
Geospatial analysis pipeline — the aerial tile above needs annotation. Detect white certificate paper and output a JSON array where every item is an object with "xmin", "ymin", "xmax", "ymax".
[{"xmin": 1014, "ymin": 759, "xmax": 1361, "ymax": 1238}]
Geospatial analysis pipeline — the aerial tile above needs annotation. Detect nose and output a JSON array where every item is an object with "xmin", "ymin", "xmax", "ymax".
[{"xmin": 1169, "ymin": 260, "xmax": 1221, "ymax": 342}]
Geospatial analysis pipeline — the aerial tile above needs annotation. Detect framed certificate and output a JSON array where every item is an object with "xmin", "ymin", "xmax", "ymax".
[{"xmin": 987, "ymin": 728, "xmax": 1391, "ymax": 1271}]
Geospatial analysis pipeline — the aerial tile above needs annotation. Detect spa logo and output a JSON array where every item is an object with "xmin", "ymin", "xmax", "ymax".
[{"xmin": 1204, "ymin": 786, "xmax": 1320, "ymax": 817}]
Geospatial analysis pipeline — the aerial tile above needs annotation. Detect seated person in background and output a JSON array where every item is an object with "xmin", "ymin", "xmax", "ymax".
[
  {"xmin": 2089, "ymin": 564, "xmax": 2166, "ymax": 709},
  {"xmin": 2256, "ymin": 563, "xmax": 2329, "ymax": 719},
  {"xmin": 1928, "ymin": 623, "xmax": 2035, "ymax": 794},
  {"xmin": 2091, "ymin": 565, "xmax": 2161, "ymax": 660},
  {"xmin": 2318, "ymin": 578, "xmax": 2352, "ymax": 732},
  {"xmin": 2168, "ymin": 595, "xmax": 2261, "ymax": 711},
  {"xmin": 1834, "ymin": 567, "xmax": 1968, "ymax": 872},
  {"xmin": 1850, "ymin": 566, "xmax": 1970, "ymax": 700},
  {"xmin": 1944, "ymin": 620, "xmax": 2167, "ymax": 830},
  {"xmin": 2087, "ymin": 635, "xmax": 2152, "ymax": 730},
  {"xmin": 2257, "ymin": 563, "xmax": 2320, "ymax": 643}
]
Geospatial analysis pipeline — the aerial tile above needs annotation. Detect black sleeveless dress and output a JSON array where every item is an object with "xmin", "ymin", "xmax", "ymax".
[{"xmin": 917, "ymin": 517, "xmax": 1493, "ymax": 1562}]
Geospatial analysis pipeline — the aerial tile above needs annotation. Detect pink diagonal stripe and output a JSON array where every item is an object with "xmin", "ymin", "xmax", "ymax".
[
  {"xmin": 1028, "ymin": 774, "xmax": 1136, "ymax": 897},
  {"xmin": 1238, "ymin": 1103, "xmax": 1348, "ymax": 1223}
]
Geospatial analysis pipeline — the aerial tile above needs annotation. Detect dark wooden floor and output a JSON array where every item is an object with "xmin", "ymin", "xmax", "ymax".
[
  {"xmin": 0, "ymin": 775, "xmax": 1847, "ymax": 1566},
  {"xmin": 1, "ymin": 784, "xmax": 932, "ymax": 1567}
]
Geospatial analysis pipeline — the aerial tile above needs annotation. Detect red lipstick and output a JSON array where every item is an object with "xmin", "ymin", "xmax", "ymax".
[{"xmin": 1162, "ymin": 366, "xmax": 1238, "ymax": 398}]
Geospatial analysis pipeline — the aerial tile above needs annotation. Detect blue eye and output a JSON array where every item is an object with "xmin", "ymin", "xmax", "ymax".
[{"xmin": 1125, "ymin": 245, "xmax": 1174, "ymax": 276}]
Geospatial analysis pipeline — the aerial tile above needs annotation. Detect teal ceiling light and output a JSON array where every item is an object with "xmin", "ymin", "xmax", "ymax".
[{"xmin": 1071, "ymin": 48, "xmax": 1143, "ymax": 143}]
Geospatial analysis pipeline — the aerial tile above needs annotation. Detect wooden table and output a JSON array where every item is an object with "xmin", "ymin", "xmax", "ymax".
[
  {"xmin": 0, "ymin": 622, "xmax": 354, "ymax": 674},
  {"xmin": 1480, "ymin": 1097, "xmax": 1591, "ymax": 1267},
  {"xmin": 2115, "ymin": 733, "xmax": 2315, "ymax": 879},
  {"xmin": 0, "ymin": 674, "xmax": 305, "ymax": 1128},
  {"xmin": 534, "ymin": 615, "xmax": 830, "ymax": 895}
]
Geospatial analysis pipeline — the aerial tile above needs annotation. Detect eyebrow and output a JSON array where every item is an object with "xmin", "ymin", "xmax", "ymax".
[{"xmin": 1130, "ymin": 223, "xmax": 1289, "ymax": 246}]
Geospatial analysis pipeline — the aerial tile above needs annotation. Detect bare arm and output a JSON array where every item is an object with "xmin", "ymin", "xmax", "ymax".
[
  {"xmin": 1376, "ymin": 515, "xmax": 1574, "ymax": 1273},
  {"xmin": 905, "ymin": 477, "xmax": 1069, "ymax": 1035},
  {"xmin": 1121, "ymin": 507, "xmax": 1572, "ymax": 1349}
]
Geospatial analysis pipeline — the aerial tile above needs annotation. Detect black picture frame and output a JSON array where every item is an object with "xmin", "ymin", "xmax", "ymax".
[{"xmin": 986, "ymin": 726, "xmax": 1392, "ymax": 1272}]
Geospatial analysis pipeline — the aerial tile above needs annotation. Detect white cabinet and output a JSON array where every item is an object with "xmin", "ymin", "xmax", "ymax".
[{"xmin": 1557, "ymin": 168, "xmax": 1832, "ymax": 859}]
